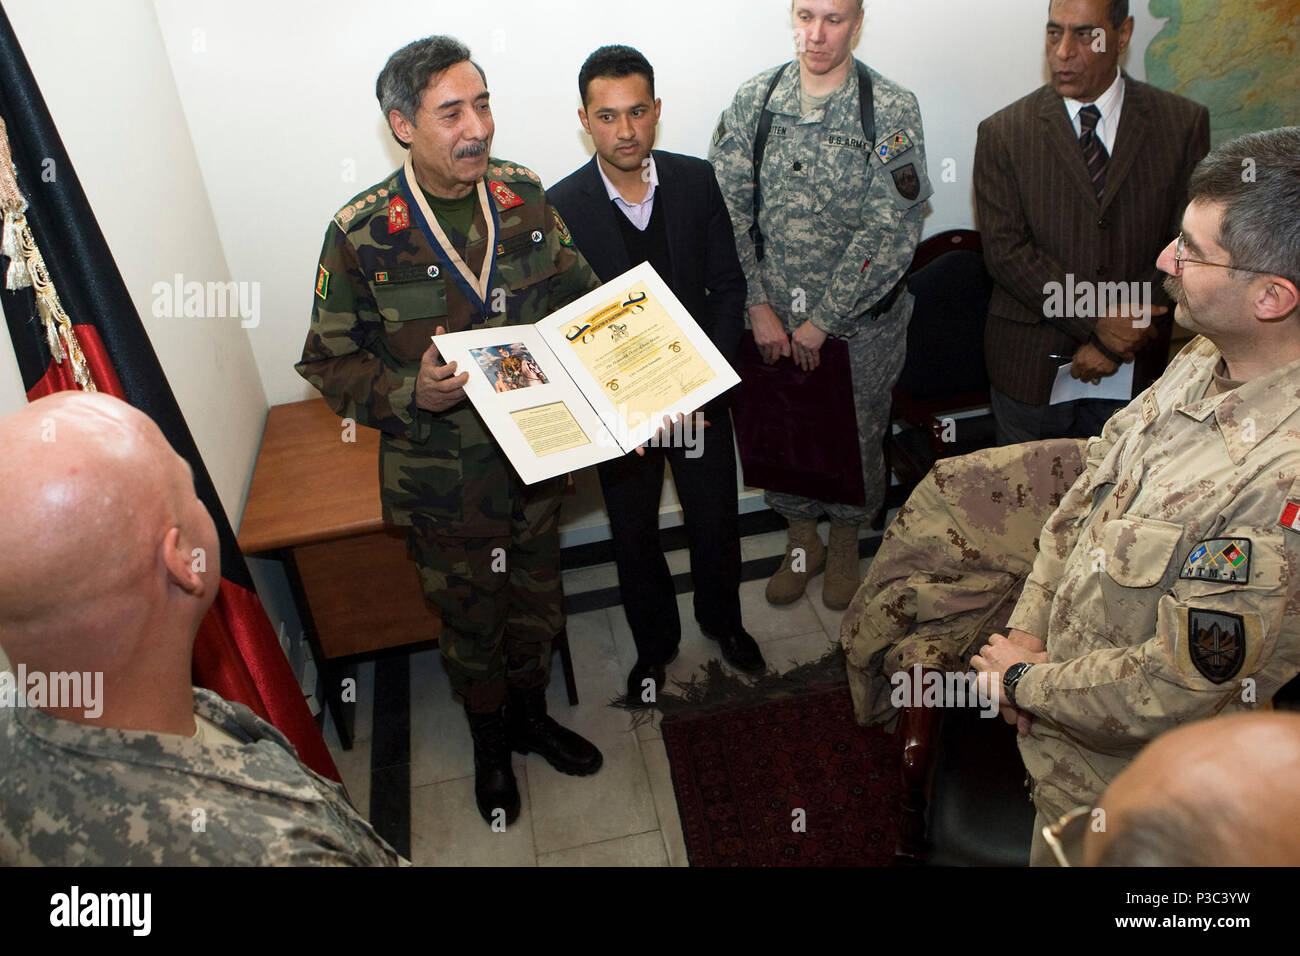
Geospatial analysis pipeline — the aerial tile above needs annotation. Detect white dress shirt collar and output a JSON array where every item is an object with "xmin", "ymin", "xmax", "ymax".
[
  {"xmin": 1063, "ymin": 68, "xmax": 1126, "ymax": 155},
  {"xmin": 596, "ymin": 153, "xmax": 659, "ymax": 232}
]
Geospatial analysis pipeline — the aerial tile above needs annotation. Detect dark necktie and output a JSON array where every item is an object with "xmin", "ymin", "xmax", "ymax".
[{"xmin": 1078, "ymin": 105, "xmax": 1108, "ymax": 201}]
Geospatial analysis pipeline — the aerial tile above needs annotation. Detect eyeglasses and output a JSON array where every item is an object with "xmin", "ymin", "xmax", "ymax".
[
  {"xmin": 1042, "ymin": 804, "xmax": 1094, "ymax": 867},
  {"xmin": 1174, "ymin": 234, "xmax": 1275, "ymax": 279}
]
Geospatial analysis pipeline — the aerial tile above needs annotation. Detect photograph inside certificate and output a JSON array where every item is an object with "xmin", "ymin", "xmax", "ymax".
[
  {"xmin": 536, "ymin": 262, "xmax": 740, "ymax": 450},
  {"xmin": 432, "ymin": 324, "xmax": 621, "ymax": 484}
]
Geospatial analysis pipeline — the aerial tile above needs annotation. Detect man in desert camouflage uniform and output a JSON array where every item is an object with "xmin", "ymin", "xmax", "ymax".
[
  {"xmin": 0, "ymin": 392, "xmax": 401, "ymax": 866},
  {"xmin": 295, "ymin": 36, "xmax": 603, "ymax": 827},
  {"xmin": 709, "ymin": 0, "xmax": 931, "ymax": 612},
  {"xmin": 845, "ymin": 127, "xmax": 1300, "ymax": 865}
]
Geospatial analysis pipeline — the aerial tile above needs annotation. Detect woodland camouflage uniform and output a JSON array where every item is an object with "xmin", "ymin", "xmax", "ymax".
[{"xmin": 296, "ymin": 160, "xmax": 601, "ymax": 712}]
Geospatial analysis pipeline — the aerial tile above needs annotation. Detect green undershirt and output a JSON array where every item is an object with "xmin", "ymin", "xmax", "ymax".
[{"xmin": 422, "ymin": 187, "xmax": 477, "ymax": 240}]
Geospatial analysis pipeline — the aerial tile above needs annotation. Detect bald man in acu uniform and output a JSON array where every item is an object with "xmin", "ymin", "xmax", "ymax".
[
  {"xmin": 296, "ymin": 36, "xmax": 604, "ymax": 829},
  {"xmin": 0, "ymin": 392, "xmax": 401, "ymax": 866}
]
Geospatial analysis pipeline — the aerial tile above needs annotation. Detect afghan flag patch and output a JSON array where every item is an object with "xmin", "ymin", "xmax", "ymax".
[{"xmin": 315, "ymin": 264, "xmax": 330, "ymax": 300}]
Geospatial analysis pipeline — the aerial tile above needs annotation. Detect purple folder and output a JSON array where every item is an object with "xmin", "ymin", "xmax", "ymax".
[{"xmin": 731, "ymin": 335, "xmax": 866, "ymax": 507}]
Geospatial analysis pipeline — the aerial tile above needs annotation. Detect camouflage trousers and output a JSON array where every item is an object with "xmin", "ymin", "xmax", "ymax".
[
  {"xmin": 406, "ymin": 480, "xmax": 565, "ymax": 714},
  {"xmin": 840, "ymin": 438, "xmax": 1087, "ymax": 726},
  {"xmin": 767, "ymin": 300, "xmax": 910, "ymax": 527}
]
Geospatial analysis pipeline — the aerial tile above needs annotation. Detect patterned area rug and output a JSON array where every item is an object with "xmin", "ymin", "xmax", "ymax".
[{"xmin": 660, "ymin": 677, "xmax": 902, "ymax": 866}]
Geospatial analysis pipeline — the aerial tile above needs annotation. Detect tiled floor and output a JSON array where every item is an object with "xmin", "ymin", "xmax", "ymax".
[{"xmin": 323, "ymin": 522, "xmax": 878, "ymax": 866}]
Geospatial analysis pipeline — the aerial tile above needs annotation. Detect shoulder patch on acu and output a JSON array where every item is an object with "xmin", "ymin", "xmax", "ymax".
[{"xmin": 875, "ymin": 129, "xmax": 915, "ymax": 165}]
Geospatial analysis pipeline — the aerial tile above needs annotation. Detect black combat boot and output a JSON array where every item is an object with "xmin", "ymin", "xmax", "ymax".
[
  {"xmin": 507, "ymin": 686, "xmax": 603, "ymax": 776},
  {"xmin": 466, "ymin": 708, "xmax": 520, "ymax": 825}
]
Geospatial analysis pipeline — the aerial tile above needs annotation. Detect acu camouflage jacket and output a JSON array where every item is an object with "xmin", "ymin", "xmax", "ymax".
[
  {"xmin": 708, "ymin": 59, "xmax": 931, "ymax": 338},
  {"xmin": 0, "ymin": 687, "xmax": 401, "ymax": 866}
]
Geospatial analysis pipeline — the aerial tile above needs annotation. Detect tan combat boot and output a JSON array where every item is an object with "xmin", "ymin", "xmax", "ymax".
[
  {"xmin": 765, "ymin": 519, "xmax": 826, "ymax": 605},
  {"xmin": 822, "ymin": 523, "xmax": 863, "ymax": 611}
]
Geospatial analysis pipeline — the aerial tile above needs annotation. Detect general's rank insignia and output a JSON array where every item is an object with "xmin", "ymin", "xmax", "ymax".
[
  {"xmin": 1180, "ymin": 538, "xmax": 1252, "ymax": 582},
  {"xmin": 875, "ymin": 130, "xmax": 913, "ymax": 164},
  {"xmin": 1187, "ymin": 608, "xmax": 1246, "ymax": 683},
  {"xmin": 315, "ymin": 264, "xmax": 330, "ymax": 300},
  {"xmin": 388, "ymin": 195, "xmax": 410, "ymax": 233},
  {"xmin": 490, "ymin": 181, "xmax": 524, "ymax": 210},
  {"xmin": 553, "ymin": 209, "xmax": 573, "ymax": 247},
  {"xmin": 1280, "ymin": 501, "xmax": 1300, "ymax": 534}
]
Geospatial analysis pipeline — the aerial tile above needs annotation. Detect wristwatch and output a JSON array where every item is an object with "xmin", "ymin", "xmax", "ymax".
[{"xmin": 1003, "ymin": 662, "xmax": 1034, "ymax": 707}]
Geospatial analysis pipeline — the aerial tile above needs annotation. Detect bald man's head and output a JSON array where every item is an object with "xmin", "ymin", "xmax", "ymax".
[
  {"xmin": 1086, "ymin": 712, "xmax": 1300, "ymax": 866},
  {"xmin": 0, "ymin": 392, "xmax": 218, "ymax": 665}
]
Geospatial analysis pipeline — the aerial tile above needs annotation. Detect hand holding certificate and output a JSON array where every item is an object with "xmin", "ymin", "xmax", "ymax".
[{"xmin": 433, "ymin": 262, "xmax": 740, "ymax": 484}]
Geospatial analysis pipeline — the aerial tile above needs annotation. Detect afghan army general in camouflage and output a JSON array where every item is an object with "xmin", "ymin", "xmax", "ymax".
[
  {"xmin": 709, "ymin": 0, "xmax": 931, "ymax": 612},
  {"xmin": 0, "ymin": 688, "xmax": 402, "ymax": 866},
  {"xmin": 844, "ymin": 128, "xmax": 1300, "ymax": 865},
  {"xmin": 295, "ymin": 36, "xmax": 604, "ymax": 827}
]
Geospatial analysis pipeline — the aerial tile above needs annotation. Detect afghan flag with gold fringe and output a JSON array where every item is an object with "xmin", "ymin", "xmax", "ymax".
[{"xmin": 0, "ymin": 3, "xmax": 338, "ymax": 781}]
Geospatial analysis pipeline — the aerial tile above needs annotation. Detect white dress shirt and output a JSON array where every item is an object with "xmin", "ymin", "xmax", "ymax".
[
  {"xmin": 1063, "ymin": 68, "xmax": 1125, "ymax": 155},
  {"xmin": 596, "ymin": 154, "xmax": 659, "ymax": 232}
]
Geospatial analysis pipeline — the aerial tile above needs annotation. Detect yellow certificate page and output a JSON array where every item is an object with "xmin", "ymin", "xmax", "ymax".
[{"xmin": 559, "ymin": 281, "xmax": 715, "ymax": 425}]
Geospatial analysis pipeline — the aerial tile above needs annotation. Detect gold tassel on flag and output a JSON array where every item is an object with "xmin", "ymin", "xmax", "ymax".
[{"xmin": 0, "ymin": 113, "xmax": 96, "ymax": 391}]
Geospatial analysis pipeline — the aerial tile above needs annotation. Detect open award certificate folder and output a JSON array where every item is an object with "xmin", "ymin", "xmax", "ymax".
[{"xmin": 432, "ymin": 261, "xmax": 741, "ymax": 484}]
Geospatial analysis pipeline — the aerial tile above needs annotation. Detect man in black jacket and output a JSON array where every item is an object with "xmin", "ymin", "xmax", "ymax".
[{"xmin": 549, "ymin": 45, "xmax": 763, "ymax": 702}]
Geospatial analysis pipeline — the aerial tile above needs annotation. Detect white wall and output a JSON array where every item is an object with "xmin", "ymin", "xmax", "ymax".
[
  {"xmin": 2, "ymin": 0, "xmax": 268, "ymax": 524},
  {"xmin": 152, "ymin": 0, "xmax": 1166, "ymax": 410}
]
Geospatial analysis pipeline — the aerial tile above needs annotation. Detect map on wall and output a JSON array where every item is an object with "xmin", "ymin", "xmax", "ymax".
[{"xmin": 1146, "ymin": 0, "xmax": 1299, "ymax": 146}]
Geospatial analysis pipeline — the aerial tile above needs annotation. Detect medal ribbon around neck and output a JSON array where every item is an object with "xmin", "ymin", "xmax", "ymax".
[{"xmin": 399, "ymin": 153, "xmax": 501, "ymax": 315}]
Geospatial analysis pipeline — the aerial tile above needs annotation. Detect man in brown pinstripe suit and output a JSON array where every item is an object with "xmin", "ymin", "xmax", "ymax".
[{"xmin": 974, "ymin": 0, "xmax": 1210, "ymax": 444}]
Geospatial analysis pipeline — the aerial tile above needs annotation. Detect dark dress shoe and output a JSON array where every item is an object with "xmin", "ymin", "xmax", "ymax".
[
  {"xmin": 702, "ymin": 626, "xmax": 765, "ymax": 673},
  {"xmin": 466, "ymin": 709, "xmax": 520, "ymax": 825},
  {"xmin": 507, "ymin": 686, "xmax": 602, "ymax": 776},
  {"xmin": 626, "ymin": 646, "xmax": 679, "ymax": 707}
]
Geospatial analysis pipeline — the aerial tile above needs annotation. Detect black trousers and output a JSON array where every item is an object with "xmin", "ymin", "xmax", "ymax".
[{"xmin": 596, "ymin": 410, "xmax": 743, "ymax": 666}]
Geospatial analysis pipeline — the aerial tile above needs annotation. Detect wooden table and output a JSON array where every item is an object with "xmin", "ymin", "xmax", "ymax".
[
  {"xmin": 238, "ymin": 399, "xmax": 578, "ymax": 749},
  {"xmin": 238, "ymin": 399, "xmax": 438, "ymax": 747}
]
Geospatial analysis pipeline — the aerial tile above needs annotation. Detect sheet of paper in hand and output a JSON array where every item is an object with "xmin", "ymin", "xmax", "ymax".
[{"xmin": 433, "ymin": 262, "xmax": 740, "ymax": 484}]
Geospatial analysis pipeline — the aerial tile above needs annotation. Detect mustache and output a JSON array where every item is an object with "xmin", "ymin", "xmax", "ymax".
[
  {"xmin": 1163, "ymin": 274, "xmax": 1184, "ymax": 301},
  {"xmin": 455, "ymin": 140, "xmax": 489, "ymax": 159}
]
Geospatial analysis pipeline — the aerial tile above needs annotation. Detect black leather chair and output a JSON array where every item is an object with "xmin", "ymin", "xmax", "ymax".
[
  {"xmin": 889, "ymin": 230, "xmax": 997, "ymax": 491},
  {"xmin": 897, "ymin": 669, "xmax": 1300, "ymax": 867}
]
